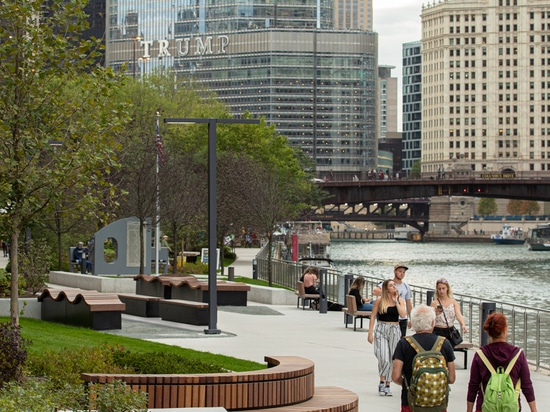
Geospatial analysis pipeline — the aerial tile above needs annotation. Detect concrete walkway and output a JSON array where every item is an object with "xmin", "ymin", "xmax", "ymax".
[{"xmin": 3, "ymin": 249, "xmax": 550, "ymax": 412}]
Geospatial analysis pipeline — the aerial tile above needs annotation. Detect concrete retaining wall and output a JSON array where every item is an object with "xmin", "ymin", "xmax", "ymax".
[
  {"xmin": 49, "ymin": 271, "xmax": 135, "ymax": 294},
  {"xmin": 0, "ymin": 298, "xmax": 41, "ymax": 319},
  {"xmin": 247, "ymin": 285, "xmax": 295, "ymax": 305}
]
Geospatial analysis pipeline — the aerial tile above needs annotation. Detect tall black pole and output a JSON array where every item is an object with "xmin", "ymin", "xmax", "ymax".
[{"xmin": 205, "ymin": 119, "xmax": 220, "ymax": 334}]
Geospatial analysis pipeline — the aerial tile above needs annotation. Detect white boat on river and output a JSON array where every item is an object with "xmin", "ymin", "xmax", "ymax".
[{"xmin": 490, "ymin": 224, "xmax": 525, "ymax": 245}]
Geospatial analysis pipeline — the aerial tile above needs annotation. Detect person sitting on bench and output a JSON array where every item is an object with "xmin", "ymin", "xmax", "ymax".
[{"xmin": 73, "ymin": 241, "xmax": 93, "ymax": 273}]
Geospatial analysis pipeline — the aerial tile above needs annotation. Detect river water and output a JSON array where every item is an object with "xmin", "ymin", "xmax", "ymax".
[{"xmin": 330, "ymin": 240, "xmax": 550, "ymax": 308}]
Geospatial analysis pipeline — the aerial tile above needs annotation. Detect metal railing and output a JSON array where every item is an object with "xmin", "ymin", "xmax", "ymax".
[{"xmin": 255, "ymin": 246, "xmax": 550, "ymax": 372}]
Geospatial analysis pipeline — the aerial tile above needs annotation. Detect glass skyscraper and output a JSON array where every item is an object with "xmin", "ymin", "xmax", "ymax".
[{"xmin": 105, "ymin": 0, "xmax": 378, "ymax": 178}]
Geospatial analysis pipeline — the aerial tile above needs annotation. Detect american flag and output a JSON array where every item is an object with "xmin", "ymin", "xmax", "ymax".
[{"xmin": 156, "ymin": 123, "xmax": 164, "ymax": 164}]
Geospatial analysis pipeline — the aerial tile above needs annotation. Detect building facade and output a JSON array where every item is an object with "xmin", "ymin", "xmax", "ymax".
[
  {"xmin": 104, "ymin": 0, "xmax": 379, "ymax": 178},
  {"xmin": 402, "ymin": 41, "xmax": 422, "ymax": 174},
  {"xmin": 378, "ymin": 65, "xmax": 398, "ymax": 141},
  {"xmin": 332, "ymin": 0, "xmax": 373, "ymax": 31},
  {"xmin": 421, "ymin": 0, "xmax": 550, "ymax": 177}
]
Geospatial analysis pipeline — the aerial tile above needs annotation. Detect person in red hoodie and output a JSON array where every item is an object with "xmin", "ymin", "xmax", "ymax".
[{"xmin": 467, "ymin": 312, "xmax": 538, "ymax": 412}]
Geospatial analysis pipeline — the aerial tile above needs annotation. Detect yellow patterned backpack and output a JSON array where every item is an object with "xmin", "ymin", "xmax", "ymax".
[{"xmin": 404, "ymin": 336, "xmax": 450, "ymax": 412}]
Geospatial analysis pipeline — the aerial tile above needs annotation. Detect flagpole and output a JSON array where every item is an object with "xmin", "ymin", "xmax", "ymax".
[{"xmin": 155, "ymin": 112, "xmax": 161, "ymax": 275}]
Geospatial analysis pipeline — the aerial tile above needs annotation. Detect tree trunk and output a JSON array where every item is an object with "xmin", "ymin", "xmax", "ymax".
[
  {"xmin": 10, "ymin": 218, "xmax": 20, "ymax": 327},
  {"xmin": 267, "ymin": 233, "xmax": 273, "ymax": 287}
]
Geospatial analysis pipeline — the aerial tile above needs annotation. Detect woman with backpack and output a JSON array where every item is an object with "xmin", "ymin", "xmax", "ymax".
[
  {"xmin": 466, "ymin": 312, "xmax": 537, "ymax": 412},
  {"xmin": 368, "ymin": 279, "xmax": 406, "ymax": 397}
]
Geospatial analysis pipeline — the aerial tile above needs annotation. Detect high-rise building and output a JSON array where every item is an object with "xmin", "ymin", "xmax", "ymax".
[
  {"xmin": 378, "ymin": 65, "xmax": 398, "ymax": 140},
  {"xmin": 104, "ymin": 0, "xmax": 379, "ymax": 178},
  {"xmin": 333, "ymin": 0, "xmax": 373, "ymax": 31},
  {"xmin": 402, "ymin": 41, "xmax": 422, "ymax": 174},
  {"xmin": 421, "ymin": 0, "xmax": 550, "ymax": 177}
]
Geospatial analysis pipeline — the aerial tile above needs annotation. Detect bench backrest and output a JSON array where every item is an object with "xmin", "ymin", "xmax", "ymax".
[
  {"xmin": 297, "ymin": 281, "xmax": 306, "ymax": 295},
  {"xmin": 69, "ymin": 246, "xmax": 76, "ymax": 262},
  {"xmin": 345, "ymin": 295, "xmax": 358, "ymax": 314}
]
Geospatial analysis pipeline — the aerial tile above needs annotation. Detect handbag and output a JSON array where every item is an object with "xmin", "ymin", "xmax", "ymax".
[{"xmin": 438, "ymin": 298, "xmax": 463, "ymax": 347}]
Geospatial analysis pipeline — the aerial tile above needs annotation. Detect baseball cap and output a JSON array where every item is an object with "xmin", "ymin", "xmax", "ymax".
[{"xmin": 394, "ymin": 263, "xmax": 409, "ymax": 271}]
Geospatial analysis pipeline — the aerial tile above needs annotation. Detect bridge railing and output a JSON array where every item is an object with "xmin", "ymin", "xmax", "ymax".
[{"xmin": 256, "ymin": 249, "xmax": 550, "ymax": 372}]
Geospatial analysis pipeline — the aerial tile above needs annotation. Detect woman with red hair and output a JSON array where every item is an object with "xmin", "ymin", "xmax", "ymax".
[{"xmin": 467, "ymin": 312, "xmax": 538, "ymax": 412}]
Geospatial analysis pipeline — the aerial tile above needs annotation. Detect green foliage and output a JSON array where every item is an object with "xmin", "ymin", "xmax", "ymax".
[
  {"xmin": 506, "ymin": 199, "xmax": 540, "ymax": 216},
  {"xmin": 0, "ymin": 322, "xmax": 30, "ymax": 387},
  {"xmin": 0, "ymin": 271, "xmax": 26, "ymax": 298},
  {"xmin": 26, "ymin": 345, "xmax": 133, "ymax": 386},
  {"xmin": 112, "ymin": 350, "xmax": 227, "ymax": 374},
  {"xmin": 411, "ymin": 160, "xmax": 422, "ymax": 177},
  {"xmin": 0, "ymin": 379, "xmax": 86, "ymax": 412},
  {"xmin": 88, "ymin": 380, "xmax": 148, "ymax": 412},
  {"xmin": 0, "ymin": 379, "xmax": 147, "ymax": 412},
  {"xmin": 18, "ymin": 239, "xmax": 51, "ymax": 293},
  {"xmin": 178, "ymin": 261, "xmax": 209, "ymax": 275},
  {"xmin": 478, "ymin": 198, "xmax": 498, "ymax": 216}
]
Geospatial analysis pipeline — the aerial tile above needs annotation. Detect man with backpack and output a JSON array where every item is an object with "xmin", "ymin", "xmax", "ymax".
[
  {"xmin": 392, "ymin": 304, "xmax": 456, "ymax": 412},
  {"xmin": 466, "ymin": 312, "xmax": 537, "ymax": 412}
]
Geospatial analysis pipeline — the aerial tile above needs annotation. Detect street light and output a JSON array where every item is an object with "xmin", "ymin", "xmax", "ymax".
[
  {"xmin": 133, "ymin": 36, "xmax": 142, "ymax": 79},
  {"xmin": 164, "ymin": 117, "xmax": 259, "ymax": 334}
]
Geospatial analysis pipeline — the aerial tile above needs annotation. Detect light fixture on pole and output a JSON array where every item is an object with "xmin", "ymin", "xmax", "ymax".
[
  {"xmin": 133, "ymin": 36, "xmax": 142, "ymax": 79},
  {"xmin": 164, "ymin": 117, "xmax": 259, "ymax": 334}
]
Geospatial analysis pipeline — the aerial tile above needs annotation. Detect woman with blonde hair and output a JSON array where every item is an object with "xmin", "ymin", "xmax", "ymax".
[
  {"xmin": 368, "ymin": 279, "xmax": 406, "ymax": 397},
  {"xmin": 429, "ymin": 278, "xmax": 467, "ymax": 344}
]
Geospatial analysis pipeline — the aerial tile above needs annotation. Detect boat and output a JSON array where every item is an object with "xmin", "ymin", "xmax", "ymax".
[
  {"xmin": 394, "ymin": 226, "xmax": 421, "ymax": 241},
  {"xmin": 490, "ymin": 224, "xmax": 525, "ymax": 245},
  {"xmin": 525, "ymin": 224, "xmax": 550, "ymax": 251},
  {"xmin": 298, "ymin": 257, "xmax": 335, "ymax": 269},
  {"xmin": 283, "ymin": 221, "xmax": 331, "ymax": 261}
]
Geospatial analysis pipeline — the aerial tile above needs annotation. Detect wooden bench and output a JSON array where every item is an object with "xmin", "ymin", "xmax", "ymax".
[
  {"xmin": 342, "ymin": 295, "xmax": 371, "ymax": 331},
  {"xmin": 118, "ymin": 294, "xmax": 161, "ymax": 317},
  {"xmin": 295, "ymin": 281, "xmax": 320, "ymax": 310},
  {"xmin": 68, "ymin": 246, "xmax": 81, "ymax": 273},
  {"xmin": 38, "ymin": 288, "xmax": 125, "ymax": 330},
  {"xmin": 82, "ymin": 355, "xmax": 317, "ymax": 410},
  {"xmin": 454, "ymin": 341, "xmax": 474, "ymax": 369},
  {"xmin": 251, "ymin": 386, "xmax": 358, "ymax": 412},
  {"xmin": 159, "ymin": 298, "xmax": 209, "ymax": 326},
  {"xmin": 135, "ymin": 275, "xmax": 250, "ymax": 306}
]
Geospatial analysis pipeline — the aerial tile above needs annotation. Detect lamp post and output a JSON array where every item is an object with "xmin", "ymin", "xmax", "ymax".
[
  {"xmin": 133, "ymin": 36, "xmax": 142, "ymax": 79},
  {"xmin": 164, "ymin": 117, "xmax": 259, "ymax": 334}
]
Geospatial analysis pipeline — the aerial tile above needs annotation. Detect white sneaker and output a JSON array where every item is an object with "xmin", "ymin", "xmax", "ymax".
[
  {"xmin": 384, "ymin": 386, "xmax": 392, "ymax": 396},
  {"xmin": 378, "ymin": 383, "xmax": 385, "ymax": 396}
]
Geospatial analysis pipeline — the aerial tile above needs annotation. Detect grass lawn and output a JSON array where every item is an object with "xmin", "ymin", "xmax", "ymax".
[{"xmin": 6, "ymin": 317, "xmax": 264, "ymax": 373}]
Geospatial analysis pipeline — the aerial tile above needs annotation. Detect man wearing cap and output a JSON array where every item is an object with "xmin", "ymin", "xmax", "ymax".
[{"xmin": 373, "ymin": 263, "xmax": 413, "ymax": 337}]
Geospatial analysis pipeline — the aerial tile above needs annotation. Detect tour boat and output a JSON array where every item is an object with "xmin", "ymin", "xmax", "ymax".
[
  {"xmin": 525, "ymin": 223, "xmax": 550, "ymax": 251},
  {"xmin": 490, "ymin": 224, "xmax": 525, "ymax": 245}
]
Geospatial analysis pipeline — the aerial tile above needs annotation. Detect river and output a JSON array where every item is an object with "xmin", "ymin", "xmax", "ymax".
[{"xmin": 330, "ymin": 240, "xmax": 550, "ymax": 308}]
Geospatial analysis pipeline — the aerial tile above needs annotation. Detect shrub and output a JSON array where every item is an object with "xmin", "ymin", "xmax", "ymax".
[
  {"xmin": 18, "ymin": 239, "xmax": 51, "ymax": 294},
  {"xmin": 26, "ymin": 345, "xmax": 133, "ymax": 386},
  {"xmin": 178, "ymin": 261, "xmax": 209, "ymax": 275},
  {"xmin": 0, "ymin": 378, "xmax": 147, "ymax": 412},
  {"xmin": 0, "ymin": 322, "xmax": 30, "ymax": 387},
  {"xmin": 112, "ymin": 350, "xmax": 228, "ymax": 374},
  {"xmin": 0, "ymin": 270, "xmax": 27, "ymax": 298}
]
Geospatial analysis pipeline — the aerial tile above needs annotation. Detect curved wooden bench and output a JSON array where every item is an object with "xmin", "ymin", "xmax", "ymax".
[
  {"xmin": 37, "ymin": 288, "xmax": 125, "ymax": 330},
  {"xmin": 251, "ymin": 386, "xmax": 358, "ymax": 412},
  {"xmin": 82, "ymin": 355, "xmax": 315, "ymax": 410},
  {"xmin": 454, "ymin": 341, "xmax": 475, "ymax": 369},
  {"xmin": 135, "ymin": 274, "xmax": 250, "ymax": 306}
]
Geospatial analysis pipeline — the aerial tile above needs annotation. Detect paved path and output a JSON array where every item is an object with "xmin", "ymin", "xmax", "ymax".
[{"xmin": 3, "ymin": 248, "xmax": 550, "ymax": 411}]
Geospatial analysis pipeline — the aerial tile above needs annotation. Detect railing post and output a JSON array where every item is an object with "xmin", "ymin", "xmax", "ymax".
[
  {"xmin": 319, "ymin": 268, "xmax": 328, "ymax": 313},
  {"xmin": 481, "ymin": 302, "xmax": 496, "ymax": 346},
  {"xmin": 344, "ymin": 274, "xmax": 354, "ymax": 325},
  {"xmin": 252, "ymin": 258, "xmax": 257, "ymax": 280},
  {"xmin": 426, "ymin": 290, "xmax": 435, "ymax": 305}
]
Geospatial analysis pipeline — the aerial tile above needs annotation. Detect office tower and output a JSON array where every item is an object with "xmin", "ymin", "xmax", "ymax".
[
  {"xmin": 333, "ymin": 0, "xmax": 373, "ymax": 30},
  {"xmin": 104, "ymin": 0, "xmax": 379, "ymax": 178},
  {"xmin": 421, "ymin": 0, "xmax": 550, "ymax": 176},
  {"xmin": 402, "ymin": 41, "xmax": 422, "ymax": 174},
  {"xmin": 378, "ymin": 65, "xmax": 398, "ymax": 140}
]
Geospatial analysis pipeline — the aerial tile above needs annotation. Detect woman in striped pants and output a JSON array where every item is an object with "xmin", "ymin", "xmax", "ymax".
[{"xmin": 368, "ymin": 279, "xmax": 407, "ymax": 397}]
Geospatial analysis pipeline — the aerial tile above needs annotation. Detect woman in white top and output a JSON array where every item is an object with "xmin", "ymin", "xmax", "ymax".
[{"xmin": 430, "ymin": 278, "xmax": 467, "ymax": 339}]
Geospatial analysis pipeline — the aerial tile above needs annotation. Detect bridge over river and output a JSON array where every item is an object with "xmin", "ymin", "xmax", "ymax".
[{"xmin": 306, "ymin": 176, "xmax": 550, "ymax": 231}]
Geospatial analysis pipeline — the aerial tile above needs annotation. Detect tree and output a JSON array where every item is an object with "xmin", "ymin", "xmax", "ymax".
[
  {"xmin": 506, "ymin": 199, "xmax": 522, "ymax": 215},
  {"xmin": 478, "ymin": 198, "xmax": 498, "ymax": 216},
  {"xmin": 521, "ymin": 200, "xmax": 540, "ymax": 216},
  {"xmin": 0, "ymin": 0, "xmax": 127, "ymax": 325}
]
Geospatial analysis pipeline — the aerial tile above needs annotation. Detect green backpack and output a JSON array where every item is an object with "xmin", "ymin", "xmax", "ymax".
[
  {"xmin": 404, "ymin": 336, "xmax": 450, "ymax": 412},
  {"xmin": 477, "ymin": 348, "xmax": 522, "ymax": 412}
]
